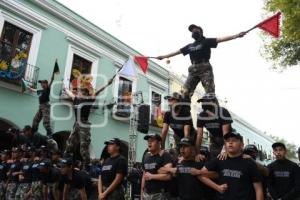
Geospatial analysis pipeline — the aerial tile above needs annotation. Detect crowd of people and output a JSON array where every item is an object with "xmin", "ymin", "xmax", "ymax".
[{"xmin": 1, "ymin": 24, "xmax": 299, "ymax": 200}]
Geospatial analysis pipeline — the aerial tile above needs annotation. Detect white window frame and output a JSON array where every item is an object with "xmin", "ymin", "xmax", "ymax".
[
  {"xmin": 0, "ymin": 10, "xmax": 42, "ymax": 76},
  {"xmin": 113, "ymin": 70, "xmax": 137, "ymax": 103},
  {"xmin": 149, "ymin": 86, "xmax": 165, "ymax": 125},
  {"xmin": 63, "ymin": 45, "xmax": 99, "ymax": 89}
]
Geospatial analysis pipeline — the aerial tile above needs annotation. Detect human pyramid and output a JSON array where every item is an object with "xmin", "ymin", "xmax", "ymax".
[{"xmin": 1, "ymin": 24, "xmax": 299, "ymax": 200}]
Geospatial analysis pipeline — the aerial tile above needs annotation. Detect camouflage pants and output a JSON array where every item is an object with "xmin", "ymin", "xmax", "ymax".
[
  {"xmin": 142, "ymin": 192, "xmax": 168, "ymax": 200},
  {"xmin": 102, "ymin": 185, "xmax": 125, "ymax": 200},
  {"xmin": 209, "ymin": 135, "xmax": 224, "ymax": 159},
  {"xmin": 0, "ymin": 181, "xmax": 6, "ymax": 200},
  {"xmin": 5, "ymin": 182, "xmax": 18, "ymax": 200},
  {"xmin": 15, "ymin": 183, "xmax": 31, "ymax": 200},
  {"xmin": 68, "ymin": 187, "xmax": 81, "ymax": 200},
  {"xmin": 32, "ymin": 103, "xmax": 53, "ymax": 135},
  {"xmin": 183, "ymin": 63, "xmax": 215, "ymax": 99},
  {"xmin": 29, "ymin": 181, "xmax": 43, "ymax": 200},
  {"xmin": 65, "ymin": 122, "xmax": 91, "ymax": 163}
]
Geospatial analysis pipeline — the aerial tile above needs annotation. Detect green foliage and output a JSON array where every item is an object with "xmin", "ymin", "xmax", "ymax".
[
  {"xmin": 262, "ymin": 0, "xmax": 300, "ymax": 69},
  {"xmin": 270, "ymin": 135, "xmax": 297, "ymax": 159}
]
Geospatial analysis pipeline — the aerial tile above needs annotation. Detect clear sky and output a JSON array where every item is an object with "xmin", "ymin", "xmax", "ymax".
[{"xmin": 57, "ymin": 0, "xmax": 300, "ymax": 145}]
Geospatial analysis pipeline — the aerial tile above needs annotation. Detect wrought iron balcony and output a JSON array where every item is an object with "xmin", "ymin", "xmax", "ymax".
[{"xmin": 0, "ymin": 59, "xmax": 39, "ymax": 88}]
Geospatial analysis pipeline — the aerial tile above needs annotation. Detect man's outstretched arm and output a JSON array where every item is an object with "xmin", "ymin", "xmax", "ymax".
[
  {"xmin": 156, "ymin": 50, "xmax": 181, "ymax": 60},
  {"xmin": 217, "ymin": 32, "xmax": 246, "ymax": 43}
]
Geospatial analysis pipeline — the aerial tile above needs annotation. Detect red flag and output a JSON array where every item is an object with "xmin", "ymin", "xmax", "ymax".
[
  {"xmin": 256, "ymin": 12, "xmax": 281, "ymax": 38},
  {"xmin": 134, "ymin": 56, "xmax": 149, "ymax": 74}
]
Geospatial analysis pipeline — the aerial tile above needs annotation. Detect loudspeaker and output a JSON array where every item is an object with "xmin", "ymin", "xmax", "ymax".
[{"xmin": 137, "ymin": 104, "xmax": 150, "ymax": 134}]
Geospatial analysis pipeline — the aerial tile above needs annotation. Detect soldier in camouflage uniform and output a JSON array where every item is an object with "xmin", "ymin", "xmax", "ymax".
[
  {"xmin": 28, "ymin": 148, "xmax": 43, "ymax": 200},
  {"xmin": 64, "ymin": 78, "xmax": 113, "ymax": 164},
  {"xmin": 156, "ymin": 24, "xmax": 246, "ymax": 99},
  {"xmin": 0, "ymin": 150, "xmax": 11, "ymax": 200},
  {"xmin": 15, "ymin": 150, "xmax": 32, "ymax": 200},
  {"xmin": 6, "ymin": 148, "xmax": 23, "ymax": 200},
  {"xmin": 29, "ymin": 74, "xmax": 54, "ymax": 137}
]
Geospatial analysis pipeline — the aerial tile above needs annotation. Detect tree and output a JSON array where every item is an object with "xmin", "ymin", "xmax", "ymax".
[
  {"xmin": 270, "ymin": 135, "xmax": 297, "ymax": 160},
  {"xmin": 262, "ymin": 0, "xmax": 300, "ymax": 69}
]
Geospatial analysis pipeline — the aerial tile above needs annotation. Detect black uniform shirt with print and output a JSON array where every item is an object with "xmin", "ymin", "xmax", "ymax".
[
  {"xmin": 37, "ymin": 88, "xmax": 50, "ymax": 104},
  {"xmin": 142, "ymin": 151, "xmax": 172, "ymax": 194},
  {"xmin": 8, "ymin": 160, "xmax": 22, "ymax": 182},
  {"xmin": 0, "ymin": 161, "xmax": 10, "ymax": 181},
  {"xmin": 73, "ymin": 97, "xmax": 95, "ymax": 123},
  {"xmin": 197, "ymin": 107, "xmax": 233, "ymax": 138},
  {"xmin": 205, "ymin": 156, "xmax": 262, "ymax": 200},
  {"xmin": 20, "ymin": 161, "xmax": 32, "ymax": 183},
  {"xmin": 31, "ymin": 161, "xmax": 41, "ymax": 182},
  {"xmin": 163, "ymin": 108, "xmax": 193, "ymax": 138},
  {"xmin": 101, "ymin": 155, "xmax": 127, "ymax": 187},
  {"xmin": 180, "ymin": 38, "xmax": 218, "ymax": 63},
  {"xmin": 176, "ymin": 160, "xmax": 204, "ymax": 199},
  {"xmin": 267, "ymin": 159, "xmax": 300, "ymax": 200},
  {"xmin": 62, "ymin": 170, "xmax": 86, "ymax": 189}
]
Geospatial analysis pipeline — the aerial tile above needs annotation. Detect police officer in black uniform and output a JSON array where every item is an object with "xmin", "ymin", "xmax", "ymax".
[
  {"xmin": 267, "ymin": 142, "xmax": 300, "ymax": 200},
  {"xmin": 98, "ymin": 138, "xmax": 127, "ymax": 200},
  {"xmin": 15, "ymin": 150, "xmax": 32, "ymax": 200},
  {"xmin": 6, "ymin": 147, "xmax": 23, "ymax": 200},
  {"xmin": 38, "ymin": 159, "xmax": 61, "ymax": 200},
  {"xmin": 61, "ymin": 157, "xmax": 88, "ymax": 200},
  {"xmin": 0, "ymin": 149, "xmax": 11, "ymax": 200},
  {"xmin": 142, "ymin": 133, "xmax": 173, "ymax": 200},
  {"xmin": 200, "ymin": 132, "xmax": 264, "ymax": 200},
  {"xmin": 163, "ymin": 138, "xmax": 205, "ymax": 200},
  {"xmin": 196, "ymin": 94, "xmax": 233, "ymax": 158}
]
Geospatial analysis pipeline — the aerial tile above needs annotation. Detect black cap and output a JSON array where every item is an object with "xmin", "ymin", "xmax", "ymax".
[
  {"xmin": 60, "ymin": 157, "xmax": 73, "ymax": 167},
  {"xmin": 1, "ymin": 149, "xmax": 11, "ymax": 155},
  {"xmin": 244, "ymin": 144, "xmax": 258, "ymax": 153},
  {"xmin": 38, "ymin": 159, "xmax": 51, "ymax": 169},
  {"xmin": 144, "ymin": 133, "xmax": 162, "ymax": 141},
  {"xmin": 272, "ymin": 142, "xmax": 286, "ymax": 150},
  {"xmin": 188, "ymin": 24, "xmax": 203, "ymax": 32},
  {"xmin": 104, "ymin": 138, "xmax": 121, "ymax": 146},
  {"xmin": 38, "ymin": 80, "xmax": 48, "ymax": 84},
  {"xmin": 197, "ymin": 93, "xmax": 217, "ymax": 103},
  {"xmin": 179, "ymin": 138, "xmax": 194, "ymax": 146},
  {"xmin": 164, "ymin": 92, "xmax": 181, "ymax": 100},
  {"xmin": 297, "ymin": 147, "xmax": 300, "ymax": 154},
  {"xmin": 224, "ymin": 131, "xmax": 243, "ymax": 142}
]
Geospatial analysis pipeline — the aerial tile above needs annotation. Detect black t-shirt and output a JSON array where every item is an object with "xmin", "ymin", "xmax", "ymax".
[
  {"xmin": 180, "ymin": 38, "xmax": 218, "ymax": 63},
  {"xmin": 197, "ymin": 107, "xmax": 233, "ymax": 138},
  {"xmin": 31, "ymin": 161, "xmax": 41, "ymax": 181},
  {"xmin": 143, "ymin": 151, "xmax": 173, "ymax": 193},
  {"xmin": 267, "ymin": 159, "xmax": 300, "ymax": 199},
  {"xmin": 9, "ymin": 160, "xmax": 22, "ymax": 182},
  {"xmin": 205, "ymin": 156, "xmax": 262, "ymax": 200},
  {"xmin": 41, "ymin": 168, "xmax": 61, "ymax": 185},
  {"xmin": 73, "ymin": 97, "xmax": 95, "ymax": 123},
  {"xmin": 37, "ymin": 88, "xmax": 50, "ymax": 104},
  {"xmin": 176, "ymin": 160, "xmax": 204, "ymax": 199},
  {"xmin": 0, "ymin": 161, "xmax": 10, "ymax": 181},
  {"xmin": 163, "ymin": 108, "xmax": 193, "ymax": 138},
  {"xmin": 62, "ymin": 170, "xmax": 86, "ymax": 189},
  {"xmin": 20, "ymin": 161, "xmax": 32, "ymax": 183},
  {"xmin": 101, "ymin": 155, "xmax": 127, "ymax": 187}
]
